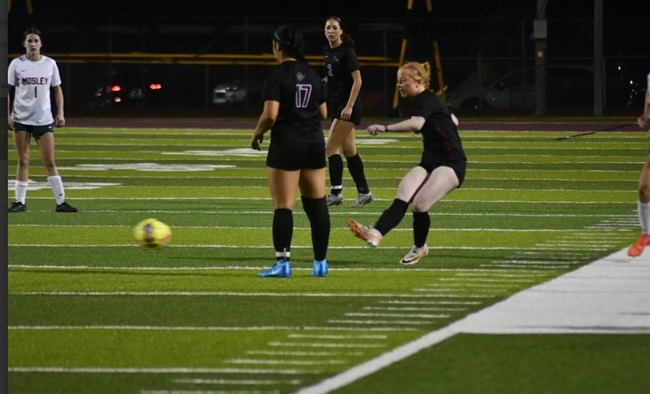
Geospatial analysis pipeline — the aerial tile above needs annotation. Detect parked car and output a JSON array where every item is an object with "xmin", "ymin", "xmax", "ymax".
[
  {"xmin": 90, "ymin": 72, "xmax": 163, "ymax": 107},
  {"xmin": 212, "ymin": 81, "xmax": 247, "ymax": 105},
  {"xmin": 447, "ymin": 65, "xmax": 644, "ymax": 110}
]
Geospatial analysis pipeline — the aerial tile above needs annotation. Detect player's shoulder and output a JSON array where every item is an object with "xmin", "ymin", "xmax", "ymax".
[
  {"xmin": 420, "ymin": 89, "xmax": 439, "ymax": 99},
  {"xmin": 343, "ymin": 44, "xmax": 358, "ymax": 55},
  {"xmin": 41, "ymin": 55, "xmax": 58, "ymax": 64},
  {"xmin": 9, "ymin": 55, "xmax": 26, "ymax": 64},
  {"xmin": 296, "ymin": 61, "xmax": 320, "ymax": 77}
]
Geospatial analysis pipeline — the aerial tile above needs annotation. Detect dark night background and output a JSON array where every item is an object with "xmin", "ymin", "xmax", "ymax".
[
  {"xmin": 8, "ymin": 0, "xmax": 650, "ymax": 18},
  {"xmin": 7, "ymin": 0, "xmax": 650, "ymax": 115},
  {"xmin": 9, "ymin": 0, "xmax": 648, "ymax": 60},
  {"xmin": 9, "ymin": 0, "xmax": 650, "ymax": 19}
]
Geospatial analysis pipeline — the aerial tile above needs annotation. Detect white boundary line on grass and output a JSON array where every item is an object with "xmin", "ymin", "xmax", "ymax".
[{"xmin": 294, "ymin": 248, "xmax": 650, "ymax": 394}]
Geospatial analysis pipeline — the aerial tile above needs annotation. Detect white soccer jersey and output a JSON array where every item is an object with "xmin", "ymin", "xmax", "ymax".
[{"xmin": 8, "ymin": 55, "xmax": 62, "ymax": 126}]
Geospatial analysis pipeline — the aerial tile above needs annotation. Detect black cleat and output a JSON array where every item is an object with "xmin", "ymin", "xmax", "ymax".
[
  {"xmin": 8, "ymin": 202, "xmax": 26, "ymax": 212},
  {"xmin": 56, "ymin": 201, "xmax": 78, "ymax": 212}
]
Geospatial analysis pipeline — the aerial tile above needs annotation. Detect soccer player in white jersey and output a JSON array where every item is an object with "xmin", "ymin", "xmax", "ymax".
[
  {"xmin": 7, "ymin": 27, "xmax": 77, "ymax": 212},
  {"xmin": 628, "ymin": 71, "xmax": 650, "ymax": 256}
]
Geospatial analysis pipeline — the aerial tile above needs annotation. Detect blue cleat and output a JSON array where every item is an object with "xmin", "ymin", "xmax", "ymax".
[
  {"xmin": 258, "ymin": 260, "xmax": 291, "ymax": 278},
  {"xmin": 312, "ymin": 259, "xmax": 328, "ymax": 277}
]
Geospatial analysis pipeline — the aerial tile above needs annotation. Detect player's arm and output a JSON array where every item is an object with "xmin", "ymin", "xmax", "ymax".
[
  {"xmin": 251, "ymin": 100, "xmax": 279, "ymax": 150},
  {"xmin": 638, "ymin": 73, "xmax": 650, "ymax": 129},
  {"xmin": 319, "ymin": 102, "xmax": 327, "ymax": 120},
  {"xmin": 53, "ymin": 85, "xmax": 65, "ymax": 127},
  {"xmin": 7, "ymin": 85, "xmax": 14, "ymax": 131},
  {"xmin": 345, "ymin": 69, "xmax": 362, "ymax": 111},
  {"xmin": 638, "ymin": 91, "xmax": 650, "ymax": 130},
  {"xmin": 451, "ymin": 113, "xmax": 460, "ymax": 126},
  {"xmin": 367, "ymin": 116, "xmax": 426, "ymax": 135}
]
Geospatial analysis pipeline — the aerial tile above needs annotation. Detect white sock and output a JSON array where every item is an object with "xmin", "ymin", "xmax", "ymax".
[
  {"xmin": 15, "ymin": 181, "xmax": 28, "ymax": 204},
  {"xmin": 48, "ymin": 175, "xmax": 66, "ymax": 205},
  {"xmin": 275, "ymin": 251, "xmax": 290, "ymax": 261},
  {"xmin": 638, "ymin": 201, "xmax": 650, "ymax": 234}
]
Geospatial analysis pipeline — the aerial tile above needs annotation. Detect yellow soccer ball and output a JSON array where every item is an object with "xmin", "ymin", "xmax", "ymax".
[{"xmin": 133, "ymin": 218, "xmax": 172, "ymax": 250}]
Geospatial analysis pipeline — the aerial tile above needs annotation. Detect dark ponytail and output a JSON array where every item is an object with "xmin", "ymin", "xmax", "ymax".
[{"xmin": 273, "ymin": 24, "xmax": 307, "ymax": 63}]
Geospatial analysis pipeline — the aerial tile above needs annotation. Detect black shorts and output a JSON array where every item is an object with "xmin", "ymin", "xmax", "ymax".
[
  {"xmin": 418, "ymin": 160, "xmax": 467, "ymax": 187},
  {"xmin": 267, "ymin": 142, "xmax": 327, "ymax": 171},
  {"xmin": 330, "ymin": 100, "xmax": 362, "ymax": 126},
  {"xmin": 13, "ymin": 122, "xmax": 54, "ymax": 141}
]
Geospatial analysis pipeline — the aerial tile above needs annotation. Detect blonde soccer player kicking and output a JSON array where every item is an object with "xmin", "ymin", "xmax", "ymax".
[{"xmin": 348, "ymin": 61, "xmax": 466, "ymax": 265}]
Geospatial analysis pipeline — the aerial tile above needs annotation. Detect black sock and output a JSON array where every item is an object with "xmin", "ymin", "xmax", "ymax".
[
  {"xmin": 412, "ymin": 211, "xmax": 430, "ymax": 248},
  {"xmin": 302, "ymin": 196, "xmax": 330, "ymax": 261},
  {"xmin": 328, "ymin": 154, "xmax": 344, "ymax": 195},
  {"xmin": 374, "ymin": 199, "xmax": 409, "ymax": 235},
  {"xmin": 273, "ymin": 208, "xmax": 292, "ymax": 260},
  {"xmin": 347, "ymin": 154, "xmax": 370, "ymax": 194}
]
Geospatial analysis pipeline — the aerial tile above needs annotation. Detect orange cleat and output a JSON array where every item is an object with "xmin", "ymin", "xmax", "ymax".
[
  {"xmin": 627, "ymin": 234, "xmax": 650, "ymax": 257},
  {"xmin": 348, "ymin": 220, "xmax": 382, "ymax": 248}
]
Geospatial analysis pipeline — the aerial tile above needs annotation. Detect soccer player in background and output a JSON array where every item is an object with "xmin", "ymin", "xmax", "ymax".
[
  {"xmin": 323, "ymin": 16, "xmax": 374, "ymax": 208},
  {"xmin": 7, "ymin": 27, "xmax": 78, "ymax": 213}
]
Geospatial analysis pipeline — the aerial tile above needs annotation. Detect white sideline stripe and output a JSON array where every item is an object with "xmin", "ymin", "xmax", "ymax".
[
  {"xmin": 295, "ymin": 248, "xmax": 650, "ymax": 394},
  {"xmin": 456, "ymin": 249, "xmax": 650, "ymax": 334}
]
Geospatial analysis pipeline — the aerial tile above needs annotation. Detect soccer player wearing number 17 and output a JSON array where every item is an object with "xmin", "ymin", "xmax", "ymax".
[
  {"xmin": 250, "ymin": 24, "xmax": 330, "ymax": 278},
  {"xmin": 7, "ymin": 27, "xmax": 77, "ymax": 213}
]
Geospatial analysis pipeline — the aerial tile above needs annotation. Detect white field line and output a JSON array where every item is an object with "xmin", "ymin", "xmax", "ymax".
[
  {"xmin": 8, "ymin": 291, "xmax": 489, "ymax": 298},
  {"xmin": 9, "ymin": 366, "xmax": 317, "ymax": 375},
  {"xmin": 294, "ymin": 248, "xmax": 650, "ymax": 394},
  {"xmin": 7, "ymin": 133, "xmax": 649, "ymax": 393},
  {"xmin": 171, "ymin": 377, "xmax": 302, "ymax": 385},
  {"xmin": 8, "ymin": 325, "xmax": 418, "ymax": 333},
  {"xmin": 9, "ymin": 250, "xmax": 650, "ymax": 394},
  {"xmin": 6, "ymin": 245, "xmax": 599, "ymax": 251},
  {"xmin": 247, "ymin": 350, "xmax": 363, "ymax": 356}
]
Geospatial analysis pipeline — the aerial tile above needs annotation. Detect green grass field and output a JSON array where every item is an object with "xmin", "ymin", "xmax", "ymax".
[{"xmin": 8, "ymin": 123, "xmax": 650, "ymax": 393}]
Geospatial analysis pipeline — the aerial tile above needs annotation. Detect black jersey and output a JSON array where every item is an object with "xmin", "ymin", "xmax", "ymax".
[
  {"xmin": 262, "ymin": 60, "xmax": 326, "ymax": 145},
  {"xmin": 411, "ymin": 90, "xmax": 467, "ymax": 166},
  {"xmin": 324, "ymin": 44, "xmax": 361, "ymax": 110}
]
